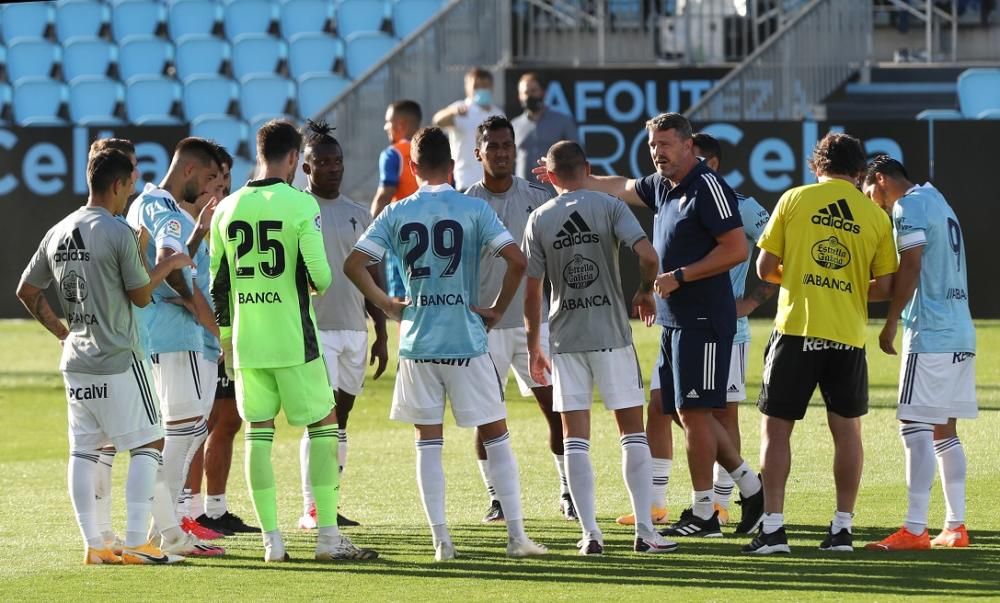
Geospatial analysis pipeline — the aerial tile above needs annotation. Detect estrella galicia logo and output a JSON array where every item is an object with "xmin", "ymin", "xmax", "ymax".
[
  {"xmin": 562, "ymin": 254, "xmax": 599, "ymax": 289},
  {"xmin": 812, "ymin": 198, "xmax": 861, "ymax": 234},
  {"xmin": 554, "ymin": 211, "xmax": 600, "ymax": 249},
  {"xmin": 811, "ymin": 236, "xmax": 851, "ymax": 270},
  {"xmin": 60, "ymin": 270, "xmax": 88, "ymax": 303}
]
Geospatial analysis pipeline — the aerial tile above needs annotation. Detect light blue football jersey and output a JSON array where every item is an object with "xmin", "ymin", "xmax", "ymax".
[
  {"xmin": 894, "ymin": 183, "xmax": 975, "ymax": 353},
  {"xmin": 354, "ymin": 184, "xmax": 515, "ymax": 359},
  {"xmin": 125, "ymin": 184, "xmax": 203, "ymax": 355},
  {"xmin": 188, "ymin": 218, "xmax": 220, "ymax": 361},
  {"xmin": 731, "ymin": 194, "xmax": 770, "ymax": 344}
]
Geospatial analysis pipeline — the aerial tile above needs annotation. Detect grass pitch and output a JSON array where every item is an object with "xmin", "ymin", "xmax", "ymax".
[{"xmin": 1, "ymin": 319, "xmax": 998, "ymax": 601}]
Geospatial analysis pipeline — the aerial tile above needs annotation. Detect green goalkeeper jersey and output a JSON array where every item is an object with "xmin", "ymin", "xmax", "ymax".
[{"xmin": 210, "ymin": 178, "xmax": 332, "ymax": 368}]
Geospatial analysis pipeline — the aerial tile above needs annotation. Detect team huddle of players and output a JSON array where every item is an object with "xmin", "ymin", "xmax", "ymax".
[{"xmin": 17, "ymin": 107, "xmax": 975, "ymax": 564}]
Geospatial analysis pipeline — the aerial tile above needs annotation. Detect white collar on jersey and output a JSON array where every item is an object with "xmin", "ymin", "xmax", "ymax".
[{"xmin": 418, "ymin": 183, "xmax": 454, "ymax": 193}]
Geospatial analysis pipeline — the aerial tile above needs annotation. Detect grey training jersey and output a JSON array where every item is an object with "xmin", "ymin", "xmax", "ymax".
[
  {"xmin": 524, "ymin": 190, "xmax": 647, "ymax": 354},
  {"xmin": 311, "ymin": 192, "xmax": 372, "ymax": 331},
  {"xmin": 21, "ymin": 206, "xmax": 149, "ymax": 375},
  {"xmin": 467, "ymin": 176, "xmax": 552, "ymax": 330}
]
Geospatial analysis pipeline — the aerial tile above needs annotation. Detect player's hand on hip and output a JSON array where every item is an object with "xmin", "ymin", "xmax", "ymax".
[
  {"xmin": 370, "ymin": 336, "xmax": 389, "ymax": 380},
  {"xmin": 632, "ymin": 290, "xmax": 657, "ymax": 327},
  {"xmin": 221, "ymin": 337, "xmax": 236, "ymax": 380},
  {"xmin": 471, "ymin": 305, "xmax": 501, "ymax": 331},
  {"xmin": 531, "ymin": 157, "xmax": 552, "ymax": 184},
  {"xmin": 879, "ymin": 320, "xmax": 898, "ymax": 355},
  {"xmin": 654, "ymin": 272, "xmax": 679, "ymax": 298},
  {"xmin": 164, "ymin": 253, "xmax": 195, "ymax": 270},
  {"xmin": 529, "ymin": 350, "xmax": 551, "ymax": 386},
  {"xmin": 384, "ymin": 298, "xmax": 410, "ymax": 322}
]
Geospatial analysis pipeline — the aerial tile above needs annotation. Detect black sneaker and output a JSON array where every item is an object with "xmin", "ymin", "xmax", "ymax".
[
  {"xmin": 742, "ymin": 526, "xmax": 791, "ymax": 555},
  {"xmin": 337, "ymin": 513, "xmax": 360, "ymax": 527},
  {"xmin": 659, "ymin": 508, "xmax": 723, "ymax": 538},
  {"xmin": 199, "ymin": 511, "xmax": 260, "ymax": 534},
  {"xmin": 578, "ymin": 539, "xmax": 604, "ymax": 555},
  {"xmin": 735, "ymin": 483, "xmax": 765, "ymax": 534},
  {"xmin": 195, "ymin": 514, "xmax": 234, "ymax": 536},
  {"xmin": 560, "ymin": 493, "xmax": 578, "ymax": 521},
  {"xmin": 481, "ymin": 499, "xmax": 504, "ymax": 523},
  {"xmin": 819, "ymin": 523, "xmax": 854, "ymax": 552}
]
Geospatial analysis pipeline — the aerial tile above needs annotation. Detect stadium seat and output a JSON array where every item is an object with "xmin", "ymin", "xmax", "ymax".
[
  {"xmin": 343, "ymin": 32, "xmax": 396, "ymax": 79},
  {"xmin": 191, "ymin": 114, "xmax": 249, "ymax": 156},
  {"xmin": 392, "ymin": 0, "xmax": 443, "ymax": 39},
  {"xmin": 298, "ymin": 72, "xmax": 350, "ymax": 117},
  {"xmin": 280, "ymin": 0, "xmax": 334, "ymax": 37},
  {"xmin": 231, "ymin": 155, "xmax": 256, "ymax": 183},
  {"xmin": 232, "ymin": 33, "xmax": 288, "ymax": 81},
  {"xmin": 224, "ymin": 0, "xmax": 278, "ymax": 39},
  {"xmin": 247, "ymin": 114, "xmax": 295, "ymax": 158},
  {"xmin": 916, "ymin": 109, "xmax": 963, "ymax": 121},
  {"xmin": 239, "ymin": 74, "xmax": 295, "ymax": 122},
  {"xmin": 1, "ymin": 2, "xmax": 54, "ymax": 43},
  {"xmin": 63, "ymin": 38, "xmax": 117, "ymax": 83},
  {"xmin": 126, "ymin": 75, "xmax": 182, "ymax": 124},
  {"xmin": 175, "ymin": 35, "xmax": 230, "ymax": 82},
  {"xmin": 957, "ymin": 68, "xmax": 1000, "ymax": 119},
  {"xmin": 336, "ymin": 0, "xmax": 387, "ymax": 38},
  {"xmin": 978, "ymin": 108, "xmax": 1000, "ymax": 119},
  {"xmin": 0, "ymin": 82, "xmax": 11, "ymax": 125},
  {"xmin": 55, "ymin": 0, "xmax": 110, "ymax": 43},
  {"xmin": 69, "ymin": 76, "xmax": 125, "ymax": 125},
  {"xmin": 118, "ymin": 36, "xmax": 174, "ymax": 82},
  {"xmin": 168, "ymin": 0, "xmax": 223, "ymax": 40},
  {"xmin": 183, "ymin": 75, "xmax": 239, "ymax": 118},
  {"xmin": 13, "ymin": 77, "xmax": 68, "ymax": 126},
  {"xmin": 288, "ymin": 33, "xmax": 343, "ymax": 80},
  {"xmin": 112, "ymin": 0, "xmax": 167, "ymax": 42},
  {"xmin": 7, "ymin": 39, "xmax": 61, "ymax": 84}
]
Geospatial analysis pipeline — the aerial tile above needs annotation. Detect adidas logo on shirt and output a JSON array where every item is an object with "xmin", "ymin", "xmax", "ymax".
[
  {"xmin": 728, "ymin": 383, "xmax": 739, "ymax": 393},
  {"xmin": 54, "ymin": 228, "xmax": 90, "ymax": 262},
  {"xmin": 554, "ymin": 211, "xmax": 600, "ymax": 249},
  {"xmin": 686, "ymin": 389, "xmax": 700, "ymax": 399},
  {"xmin": 812, "ymin": 198, "xmax": 860, "ymax": 234}
]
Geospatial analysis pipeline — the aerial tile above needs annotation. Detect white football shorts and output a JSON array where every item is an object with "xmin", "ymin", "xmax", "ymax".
[
  {"xmin": 487, "ymin": 323, "xmax": 550, "ymax": 397},
  {"xmin": 391, "ymin": 354, "xmax": 506, "ymax": 428},
  {"xmin": 897, "ymin": 351, "xmax": 977, "ymax": 424},
  {"xmin": 552, "ymin": 345, "xmax": 645, "ymax": 412},
  {"xmin": 320, "ymin": 329, "xmax": 368, "ymax": 396},
  {"xmin": 196, "ymin": 352, "xmax": 219, "ymax": 418},
  {"xmin": 151, "ymin": 350, "xmax": 206, "ymax": 422}
]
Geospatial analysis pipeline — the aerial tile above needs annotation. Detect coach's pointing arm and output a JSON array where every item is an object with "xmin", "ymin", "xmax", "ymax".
[{"xmin": 531, "ymin": 159, "xmax": 645, "ymax": 207}]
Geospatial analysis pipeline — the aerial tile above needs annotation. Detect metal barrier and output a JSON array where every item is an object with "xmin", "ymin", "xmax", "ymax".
[
  {"xmin": 315, "ymin": 0, "xmax": 510, "ymax": 203},
  {"xmin": 685, "ymin": 0, "xmax": 872, "ymax": 121}
]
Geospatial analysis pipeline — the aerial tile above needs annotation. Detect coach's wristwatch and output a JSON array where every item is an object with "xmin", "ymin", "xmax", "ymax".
[{"xmin": 672, "ymin": 267, "xmax": 686, "ymax": 284}]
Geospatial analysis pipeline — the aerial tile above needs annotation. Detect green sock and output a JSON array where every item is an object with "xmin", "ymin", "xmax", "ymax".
[
  {"xmin": 307, "ymin": 424, "xmax": 341, "ymax": 529},
  {"xmin": 245, "ymin": 427, "xmax": 277, "ymax": 533}
]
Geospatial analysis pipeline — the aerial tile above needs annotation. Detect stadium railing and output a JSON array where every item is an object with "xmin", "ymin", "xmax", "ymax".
[{"xmin": 685, "ymin": 0, "xmax": 872, "ymax": 121}]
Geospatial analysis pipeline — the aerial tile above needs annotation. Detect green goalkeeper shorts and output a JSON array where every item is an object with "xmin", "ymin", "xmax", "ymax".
[{"xmin": 235, "ymin": 357, "xmax": 334, "ymax": 426}]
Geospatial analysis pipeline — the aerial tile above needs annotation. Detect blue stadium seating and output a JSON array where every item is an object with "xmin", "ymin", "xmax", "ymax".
[
  {"xmin": 336, "ymin": 0, "xmax": 387, "ymax": 38},
  {"xmin": 168, "ymin": 0, "xmax": 222, "ymax": 40},
  {"xmin": 126, "ymin": 75, "xmax": 182, "ymax": 124},
  {"xmin": 13, "ymin": 77, "xmax": 68, "ymax": 126},
  {"xmin": 224, "ymin": 0, "xmax": 278, "ymax": 39},
  {"xmin": 344, "ymin": 31, "xmax": 396, "ymax": 79},
  {"xmin": 69, "ymin": 76, "xmax": 125, "ymax": 125},
  {"xmin": 7, "ymin": 39, "xmax": 61, "ymax": 83},
  {"xmin": 957, "ymin": 68, "xmax": 1000, "ymax": 118},
  {"xmin": 63, "ymin": 38, "xmax": 117, "ymax": 82},
  {"xmin": 239, "ymin": 74, "xmax": 295, "ymax": 121},
  {"xmin": 56, "ymin": 0, "xmax": 110, "ymax": 43},
  {"xmin": 0, "ymin": 81, "xmax": 11, "ymax": 125},
  {"xmin": 118, "ymin": 35, "xmax": 173, "ymax": 81},
  {"xmin": 298, "ymin": 72, "xmax": 350, "ymax": 117},
  {"xmin": 979, "ymin": 108, "xmax": 1000, "ymax": 119},
  {"xmin": 288, "ymin": 33, "xmax": 343, "ymax": 80},
  {"xmin": 232, "ymin": 33, "xmax": 288, "ymax": 81},
  {"xmin": 280, "ymin": 0, "xmax": 334, "ymax": 37},
  {"xmin": 112, "ymin": 0, "xmax": 166, "ymax": 41},
  {"xmin": 393, "ymin": 0, "xmax": 443, "ymax": 38},
  {"xmin": 231, "ymin": 155, "xmax": 256, "ymax": 183},
  {"xmin": 183, "ymin": 75, "xmax": 238, "ymax": 118},
  {"xmin": 916, "ymin": 109, "xmax": 963, "ymax": 121},
  {"xmin": 1, "ymin": 2, "xmax": 54, "ymax": 43},
  {"xmin": 191, "ymin": 114, "xmax": 248, "ymax": 157},
  {"xmin": 175, "ymin": 35, "xmax": 230, "ymax": 81}
]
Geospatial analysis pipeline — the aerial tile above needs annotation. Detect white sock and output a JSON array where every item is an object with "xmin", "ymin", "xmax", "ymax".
[
  {"xmin": 477, "ymin": 458, "xmax": 497, "ymax": 502},
  {"xmin": 206, "ymin": 494, "xmax": 227, "ymax": 520},
  {"xmin": 317, "ymin": 524, "xmax": 342, "ymax": 543},
  {"xmin": 69, "ymin": 451, "xmax": 104, "ymax": 549},
  {"xmin": 728, "ymin": 461, "xmax": 761, "ymax": 498},
  {"xmin": 553, "ymin": 453, "xmax": 569, "ymax": 496},
  {"xmin": 176, "ymin": 488, "xmax": 192, "ymax": 519},
  {"xmin": 190, "ymin": 491, "xmax": 205, "ymax": 519},
  {"xmin": 416, "ymin": 438, "xmax": 447, "ymax": 546},
  {"xmin": 713, "ymin": 462, "xmax": 735, "ymax": 509},
  {"xmin": 125, "ymin": 448, "xmax": 160, "ymax": 548},
  {"xmin": 299, "ymin": 429, "xmax": 314, "ymax": 514},
  {"xmin": 901, "ymin": 423, "xmax": 935, "ymax": 535},
  {"xmin": 651, "ymin": 457, "xmax": 672, "ymax": 509},
  {"xmin": 832, "ymin": 510, "xmax": 853, "ymax": 533},
  {"xmin": 162, "ymin": 418, "xmax": 208, "ymax": 521},
  {"xmin": 692, "ymin": 489, "xmax": 714, "ymax": 520},
  {"xmin": 762, "ymin": 512, "xmax": 784, "ymax": 534},
  {"xmin": 935, "ymin": 436, "xmax": 967, "ymax": 529},
  {"xmin": 564, "ymin": 437, "xmax": 599, "ymax": 540},
  {"xmin": 151, "ymin": 464, "xmax": 184, "ymax": 542},
  {"xmin": 484, "ymin": 432, "xmax": 526, "ymax": 540},
  {"xmin": 621, "ymin": 433, "xmax": 654, "ymax": 538},
  {"xmin": 338, "ymin": 429, "xmax": 348, "ymax": 473},
  {"xmin": 95, "ymin": 447, "xmax": 115, "ymax": 541}
]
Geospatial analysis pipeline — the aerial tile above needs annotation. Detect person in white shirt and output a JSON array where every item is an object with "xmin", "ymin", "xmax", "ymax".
[{"xmin": 432, "ymin": 67, "xmax": 505, "ymax": 191}]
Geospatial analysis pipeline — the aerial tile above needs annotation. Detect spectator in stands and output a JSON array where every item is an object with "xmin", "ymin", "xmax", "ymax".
[
  {"xmin": 512, "ymin": 72, "xmax": 577, "ymax": 195},
  {"xmin": 432, "ymin": 68, "xmax": 505, "ymax": 191}
]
